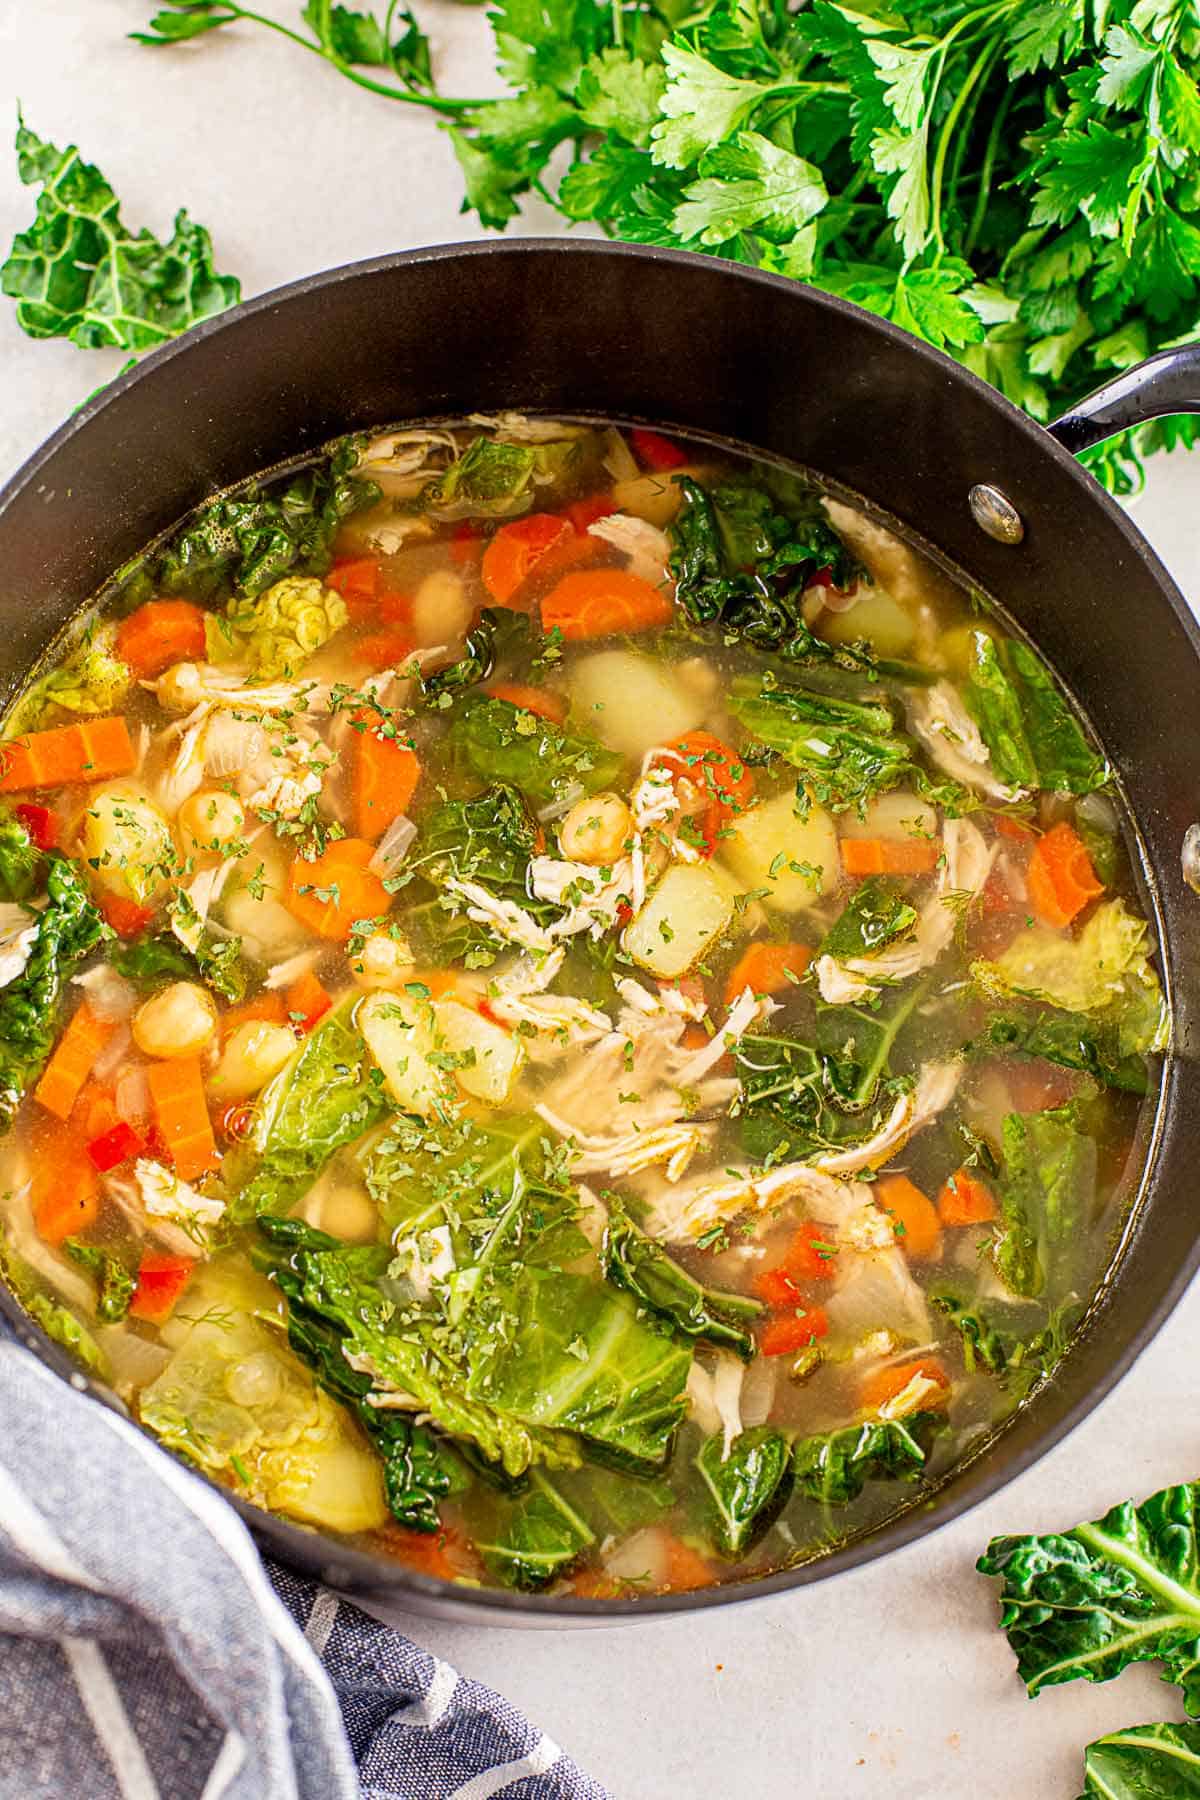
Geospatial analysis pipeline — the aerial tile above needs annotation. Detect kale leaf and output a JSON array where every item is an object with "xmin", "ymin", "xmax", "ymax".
[
  {"xmin": 793, "ymin": 1413, "xmax": 945, "ymax": 1506},
  {"xmin": 446, "ymin": 693, "xmax": 622, "ymax": 802},
  {"xmin": 931, "ymin": 1289, "xmax": 1077, "ymax": 1395},
  {"xmin": 818, "ymin": 877, "xmax": 917, "ymax": 960},
  {"xmin": 0, "ymin": 806, "xmax": 39, "ymax": 903},
  {"xmin": 474, "ymin": 1470, "xmax": 595, "ymax": 1590},
  {"xmin": 63, "ymin": 1239, "xmax": 137, "ymax": 1322},
  {"xmin": 601, "ymin": 1203, "xmax": 762, "ymax": 1361},
  {"xmin": 994, "ymin": 1104, "xmax": 1097, "ymax": 1300},
  {"xmin": 409, "ymin": 781, "xmax": 555, "ymax": 966},
  {"xmin": 1076, "ymin": 1721, "xmax": 1200, "ymax": 1798},
  {"xmin": 112, "ymin": 926, "xmax": 248, "ymax": 1004},
  {"xmin": 972, "ymin": 1008, "xmax": 1149, "ymax": 1096},
  {"xmin": 2, "ymin": 114, "xmax": 239, "ymax": 351},
  {"xmin": 697, "ymin": 1426, "xmax": 791, "ymax": 1556},
  {"xmin": 0, "ymin": 1227, "xmax": 106, "ymax": 1376},
  {"xmin": 964, "ymin": 631, "xmax": 1109, "ymax": 796},
  {"xmin": 978, "ymin": 1481, "xmax": 1200, "ymax": 1714},
  {"xmin": 420, "ymin": 607, "xmax": 530, "ymax": 703},
  {"xmin": 0, "ymin": 856, "xmax": 103, "ymax": 1133}
]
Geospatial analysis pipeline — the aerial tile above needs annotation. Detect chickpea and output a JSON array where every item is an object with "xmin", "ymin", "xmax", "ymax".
[
  {"xmin": 158, "ymin": 662, "xmax": 203, "ymax": 714},
  {"xmin": 351, "ymin": 930, "xmax": 416, "ymax": 991},
  {"xmin": 132, "ymin": 981, "xmax": 217, "ymax": 1059},
  {"xmin": 178, "ymin": 788, "xmax": 246, "ymax": 861},
  {"xmin": 558, "ymin": 792, "xmax": 632, "ymax": 867},
  {"xmin": 209, "ymin": 1020, "xmax": 297, "ymax": 1101}
]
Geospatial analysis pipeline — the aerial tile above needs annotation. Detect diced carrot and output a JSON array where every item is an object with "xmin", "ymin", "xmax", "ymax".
[
  {"xmin": 565, "ymin": 492, "xmax": 618, "ymax": 533},
  {"xmin": 754, "ymin": 1266, "xmax": 802, "ymax": 1309},
  {"xmin": 352, "ymin": 709, "xmax": 421, "ymax": 841},
  {"xmin": 995, "ymin": 813, "xmax": 1037, "ymax": 841},
  {"xmin": 377, "ymin": 590, "xmax": 414, "ymax": 625},
  {"xmin": 326, "ymin": 557, "xmax": 380, "ymax": 603},
  {"xmin": 33, "ymin": 1146, "xmax": 99, "ymax": 1246},
  {"xmin": 860, "ymin": 1357, "xmax": 950, "ymax": 1414},
  {"xmin": 34, "ymin": 1002, "xmax": 116, "ymax": 1121},
  {"xmin": 661, "ymin": 729, "xmax": 755, "ymax": 853},
  {"xmin": 128, "ymin": 1250, "xmax": 194, "ymax": 1324},
  {"xmin": 482, "ymin": 514, "xmax": 575, "ymax": 608},
  {"xmin": 760, "ymin": 1307, "xmax": 829, "ymax": 1357},
  {"xmin": 723, "ymin": 940, "xmax": 811, "ymax": 1006},
  {"xmin": 937, "ymin": 1165, "xmax": 998, "ymax": 1226},
  {"xmin": 99, "ymin": 893, "xmax": 156, "ymax": 939},
  {"xmin": 660, "ymin": 1534, "xmax": 717, "ymax": 1593},
  {"xmin": 220, "ymin": 992, "xmax": 288, "ymax": 1038},
  {"xmin": 840, "ymin": 837, "xmax": 941, "ymax": 877},
  {"xmin": 782, "ymin": 1227, "xmax": 839, "ymax": 1282},
  {"xmin": 631, "ymin": 428, "xmax": 688, "ymax": 471},
  {"xmin": 449, "ymin": 523, "xmax": 484, "ymax": 565},
  {"xmin": 378, "ymin": 1518, "xmax": 479, "ymax": 1582},
  {"xmin": 875, "ymin": 1172, "xmax": 942, "ymax": 1261},
  {"xmin": 351, "ymin": 628, "xmax": 416, "ymax": 668},
  {"xmin": 286, "ymin": 838, "xmax": 390, "ymax": 942},
  {"xmin": 541, "ymin": 567, "xmax": 674, "ymax": 641},
  {"xmin": 14, "ymin": 802, "xmax": 56, "ymax": 850},
  {"xmin": 286, "ymin": 968, "xmax": 332, "ymax": 1034},
  {"xmin": 146, "ymin": 1057, "xmax": 218, "ymax": 1181},
  {"xmin": 482, "ymin": 683, "xmax": 568, "ymax": 725},
  {"xmin": 114, "ymin": 599, "xmax": 207, "ymax": 678},
  {"xmin": 76, "ymin": 1079, "xmax": 120, "ymax": 1143},
  {"xmin": 570, "ymin": 1569, "xmax": 626, "ymax": 1600},
  {"xmin": 1027, "ymin": 821, "xmax": 1103, "ymax": 928},
  {"xmin": 0, "ymin": 716, "xmax": 136, "ymax": 793}
]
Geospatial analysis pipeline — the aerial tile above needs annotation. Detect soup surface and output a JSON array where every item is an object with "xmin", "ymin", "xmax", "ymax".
[{"xmin": 0, "ymin": 416, "xmax": 1166, "ymax": 1598}]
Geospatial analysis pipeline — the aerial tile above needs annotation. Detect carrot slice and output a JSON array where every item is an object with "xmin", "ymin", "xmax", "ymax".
[
  {"xmin": 660, "ymin": 1534, "xmax": 717, "ymax": 1592},
  {"xmin": 937, "ymin": 1165, "xmax": 998, "ymax": 1226},
  {"xmin": 565, "ymin": 492, "xmax": 618, "ymax": 533},
  {"xmin": 286, "ymin": 968, "xmax": 332, "ymax": 1034},
  {"xmin": 353, "ymin": 710, "xmax": 421, "ymax": 841},
  {"xmin": 114, "ymin": 599, "xmax": 206, "ymax": 678},
  {"xmin": 541, "ymin": 567, "xmax": 674, "ymax": 641},
  {"xmin": 286, "ymin": 838, "xmax": 390, "ymax": 942},
  {"xmin": 33, "ymin": 1141, "xmax": 99, "ymax": 1246},
  {"xmin": 99, "ymin": 894, "xmax": 156, "ymax": 939},
  {"xmin": 482, "ymin": 514, "xmax": 575, "ymax": 608},
  {"xmin": 723, "ymin": 940, "xmax": 811, "ymax": 1005},
  {"xmin": 0, "ymin": 716, "xmax": 136, "ymax": 792},
  {"xmin": 860, "ymin": 1357, "xmax": 950, "ymax": 1414},
  {"xmin": 146, "ymin": 1057, "xmax": 218, "ymax": 1181},
  {"xmin": 34, "ymin": 1002, "xmax": 116, "ymax": 1121},
  {"xmin": 1026, "ymin": 821, "xmax": 1103, "ymax": 928},
  {"xmin": 326, "ymin": 557, "xmax": 381, "ymax": 604},
  {"xmin": 760, "ymin": 1307, "xmax": 829, "ymax": 1356},
  {"xmin": 875, "ymin": 1172, "xmax": 942, "ymax": 1261},
  {"xmin": 351, "ymin": 628, "xmax": 416, "ymax": 668},
  {"xmin": 482, "ymin": 683, "xmax": 568, "ymax": 725},
  {"xmin": 662, "ymin": 729, "xmax": 755, "ymax": 853},
  {"xmin": 220, "ymin": 992, "xmax": 288, "ymax": 1039},
  {"xmin": 840, "ymin": 837, "xmax": 941, "ymax": 877}
]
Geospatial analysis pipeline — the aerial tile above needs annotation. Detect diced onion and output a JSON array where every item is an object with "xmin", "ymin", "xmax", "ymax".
[
  {"xmin": 368, "ymin": 813, "xmax": 417, "ymax": 879},
  {"xmin": 739, "ymin": 1352, "xmax": 778, "ymax": 1429},
  {"xmin": 602, "ymin": 1527, "xmax": 670, "ymax": 1587},
  {"xmin": 93, "ymin": 1022, "xmax": 132, "ymax": 1083},
  {"xmin": 115, "ymin": 1067, "xmax": 151, "ymax": 1126},
  {"xmin": 204, "ymin": 712, "xmax": 267, "ymax": 778},
  {"xmin": 601, "ymin": 427, "xmax": 639, "ymax": 484}
]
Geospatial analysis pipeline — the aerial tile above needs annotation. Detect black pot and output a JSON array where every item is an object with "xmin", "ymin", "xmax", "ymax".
[{"xmin": 2, "ymin": 240, "xmax": 1198, "ymax": 1625}]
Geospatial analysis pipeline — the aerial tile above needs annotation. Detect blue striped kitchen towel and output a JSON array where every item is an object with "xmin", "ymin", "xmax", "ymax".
[{"xmin": 0, "ymin": 1325, "xmax": 608, "ymax": 1800}]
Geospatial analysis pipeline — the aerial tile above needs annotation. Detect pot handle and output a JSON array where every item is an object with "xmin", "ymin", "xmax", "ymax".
[{"xmin": 1048, "ymin": 343, "xmax": 1200, "ymax": 453}]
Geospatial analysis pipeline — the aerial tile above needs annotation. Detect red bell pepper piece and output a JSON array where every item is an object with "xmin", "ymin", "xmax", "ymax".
[
  {"xmin": 760, "ymin": 1307, "xmax": 829, "ymax": 1357},
  {"xmin": 99, "ymin": 894, "xmax": 156, "ymax": 939},
  {"xmin": 14, "ymin": 802, "xmax": 56, "ymax": 850},
  {"xmin": 565, "ymin": 492, "xmax": 619, "ymax": 533},
  {"xmin": 129, "ymin": 1250, "xmax": 194, "ymax": 1324},
  {"xmin": 630, "ymin": 428, "xmax": 688, "ymax": 471},
  {"xmin": 86, "ymin": 1120, "xmax": 146, "ymax": 1172}
]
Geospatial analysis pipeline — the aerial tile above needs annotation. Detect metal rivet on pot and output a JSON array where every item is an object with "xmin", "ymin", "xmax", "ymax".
[
  {"xmin": 969, "ymin": 483, "xmax": 1025, "ymax": 544},
  {"xmin": 1182, "ymin": 824, "xmax": 1200, "ymax": 893}
]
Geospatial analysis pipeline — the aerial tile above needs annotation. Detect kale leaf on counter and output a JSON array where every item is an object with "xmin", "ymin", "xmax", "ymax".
[{"xmin": 1076, "ymin": 1721, "xmax": 1200, "ymax": 1797}]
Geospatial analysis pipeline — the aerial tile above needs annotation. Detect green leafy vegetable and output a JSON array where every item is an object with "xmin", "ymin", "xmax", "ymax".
[
  {"xmin": 420, "ymin": 607, "xmax": 529, "ymax": 704},
  {"xmin": 134, "ymin": 0, "xmax": 447, "ymax": 94},
  {"xmin": 979, "ymin": 1480, "xmax": 1200, "ymax": 1714},
  {"xmin": 410, "ymin": 781, "xmax": 555, "ymax": 966},
  {"xmin": 994, "ymin": 1105, "xmax": 1097, "ymax": 1300},
  {"xmin": 218, "ymin": 575, "xmax": 349, "ymax": 678},
  {"xmin": 972, "ymin": 1008, "xmax": 1150, "ymax": 1096},
  {"xmin": 113, "ymin": 924, "xmax": 248, "ymax": 1004},
  {"xmin": 1076, "ymin": 1722, "xmax": 1200, "ymax": 1798},
  {"xmin": 64, "ymin": 1239, "xmax": 136, "ymax": 1323},
  {"xmin": 697, "ymin": 1426, "xmax": 790, "ymax": 1556},
  {"xmin": 0, "ymin": 807, "xmax": 38, "ymax": 904},
  {"xmin": 2, "ymin": 113, "xmax": 239, "ymax": 350},
  {"xmin": 0, "ymin": 856, "xmax": 104, "ymax": 1133},
  {"xmin": 0, "ymin": 1227, "xmax": 106, "ymax": 1376},
  {"xmin": 447, "ymin": 693, "xmax": 622, "ymax": 802},
  {"xmin": 793, "ymin": 1413, "xmax": 945, "ymax": 1506},
  {"xmin": 819, "ymin": 877, "xmax": 917, "ymax": 960},
  {"xmin": 418, "ymin": 435, "xmax": 538, "ymax": 516},
  {"xmin": 931, "ymin": 1288, "xmax": 1076, "ymax": 1394},
  {"xmin": 601, "ymin": 1202, "xmax": 762, "ymax": 1361},
  {"xmin": 963, "ymin": 631, "xmax": 1109, "ymax": 795},
  {"xmin": 3, "ymin": 622, "xmax": 132, "ymax": 738},
  {"xmin": 475, "ymin": 1469, "xmax": 595, "ymax": 1589}
]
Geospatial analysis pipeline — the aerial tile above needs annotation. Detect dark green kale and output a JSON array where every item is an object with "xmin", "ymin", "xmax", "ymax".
[
  {"xmin": 64, "ymin": 1240, "xmax": 137, "ymax": 1323},
  {"xmin": 818, "ymin": 877, "xmax": 917, "ymax": 960},
  {"xmin": 112, "ymin": 926, "xmax": 248, "ymax": 1004},
  {"xmin": 446, "ymin": 693, "xmax": 622, "ymax": 802},
  {"xmin": 147, "ymin": 439, "xmax": 379, "ymax": 601},
  {"xmin": 964, "ymin": 631, "xmax": 1109, "ymax": 796},
  {"xmin": 420, "ymin": 607, "xmax": 530, "ymax": 704},
  {"xmin": 0, "ymin": 1228, "xmax": 106, "ymax": 1376},
  {"xmin": 697, "ymin": 1426, "xmax": 791, "ymax": 1557},
  {"xmin": 601, "ymin": 1203, "xmax": 762, "ymax": 1361},
  {"xmin": 2, "ymin": 113, "xmax": 239, "ymax": 351},
  {"xmin": 729, "ymin": 676, "xmax": 962, "ymax": 816},
  {"xmin": 979, "ymin": 1481, "xmax": 1200, "ymax": 1714},
  {"xmin": 1076, "ymin": 1721, "xmax": 1200, "ymax": 1797},
  {"xmin": 793, "ymin": 1413, "xmax": 945, "ymax": 1507},
  {"xmin": 0, "ymin": 856, "xmax": 103, "ymax": 1133},
  {"xmin": 418, "ymin": 437, "xmax": 538, "ymax": 513},
  {"xmin": 972, "ymin": 1009, "xmax": 1149, "ymax": 1096},
  {"xmin": 994, "ymin": 1104, "xmax": 1097, "ymax": 1299},
  {"xmin": 931, "ymin": 1288, "xmax": 1078, "ymax": 1395},
  {"xmin": 475, "ymin": 1470, "xmax": 595, "ymax": 1590},
  {"xmin": 409, "ymin": 782, "xmax": 555, "ymax": 967},
  {"xmin": 0, "ymin": 805, "xmax": 39, "ymax": 903}
]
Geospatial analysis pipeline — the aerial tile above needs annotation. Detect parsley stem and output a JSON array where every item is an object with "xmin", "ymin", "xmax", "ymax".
[
  {"xmin": 215, "ymin": 3, "xmax": 475, "ymax": 114},
  {"xmin": 963, "ymin": 75, "xmax": 1014, "ymax": 257},
  {"xmin": 928, "ymin": 35, "xmax": 1002, "ymax": 255}
]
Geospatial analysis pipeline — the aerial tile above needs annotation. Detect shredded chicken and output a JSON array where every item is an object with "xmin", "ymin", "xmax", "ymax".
[
  {"xmin": 813, "ymin": 816, "xmax": 996, "ymax": 1003},
  {"xmin": 671, "ymin": 985, "xmax": 777, "ymax": 1087},
  {"xmin": 135, "ymin": 1160, "xmax": 225, "ymax": 1230},
  {"xmin": 390, "ymin": 1224, "xmax": 455, "ymax": 1302},
  {"xmin": 467, "ymin": 412, "xmax": 590, "ymax": 444},
  {"xmin": 442, "ymin": 877, "xmax": 559, "ymax": 955},
  {"xmin": 908, "ymin": 680, "xmax": 1023, "ymax": 803},
  {"xmin": 812, "ymin": 1060, "xmax": 962, "ymax": 1176},
  {"xmin": 263, "ymin": 947, "xmax": 322, "ymax": 991},
  {"xmin": 686, "ymin": 1353, "xmax": 744, "ymax": 1458},
  {"xmin": 538, "ymin": 1116, "xmax": 712, "ymax": 1183},
  {"xmin": 150, "ymin": 663, "xmax": 328, "ymax": 716},
  {"xmin": 588, "ymin": 513, "xmax": 672, "ymax": 587},
  {"xmin": 877, "ymin": 1371, "xmax": 945, "ymax": 1421},
  {"xmin": 644, "ymin": 1159, "xmax": 874, "ymax": 1244},
  {"xmin": 0, "ymin": 904, "xmax": 38, "ymax": 990}
]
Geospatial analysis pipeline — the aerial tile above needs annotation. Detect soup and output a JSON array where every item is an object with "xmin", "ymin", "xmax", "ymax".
[{"xmin": 0, "ymin": 416, "xmax": 1165, "ymax": 1598}]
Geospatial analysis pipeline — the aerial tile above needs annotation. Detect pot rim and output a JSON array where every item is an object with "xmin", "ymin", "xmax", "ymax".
[{"xmin": 1, "ymin": 236, "xmax": 1194, "ymax": 1624}]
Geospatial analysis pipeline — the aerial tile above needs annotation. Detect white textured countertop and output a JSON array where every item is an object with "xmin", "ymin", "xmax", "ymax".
[{"xmin": 4, "ymin": 7, "xmax": 1200, "ymax": 1796}]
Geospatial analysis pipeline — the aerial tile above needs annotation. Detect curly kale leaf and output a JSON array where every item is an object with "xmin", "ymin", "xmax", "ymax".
[
  {"xmin": 0, "ymin": 807, "xmax": 39, "ymax": 904},
  {"xmin": 979, "ymin": 1482, "xmax": 1200, "ymax": 1713},
  {"xmin": 421, "ymin": 608, "xmax": 530, "ymax": 704},
  {"xmin": 152, "ymin": 439, "xmax": 379, "ymax": 601},
  {"xmin": 994, "ymin": 1104, "xmax": 1097, "ymax": 1300},
  {"xmin": 64, "ymin": 1239, "xmax": 137, "ymax": 1323},
  {"xmin": 1076, "ymin": 1721, "xmax": 1200, "ymax": 1798},
  {"xmin": 931, "ymin": 1288, "xmax": 1077, "ymax": 1396},
  {"xmin": 113, "ymin": 925, "xmax": 248, "ymax": 1004},
  {"xmin": 0, "ymin": 856, "xmax": 103, "ymax": 1133},
  {"xmin": 818, "ymin": 877, "xmax": 917, "ymax": 960},
  {"xmin": 2, "ymin": 113, "xmax": 239, "ymax": 351},
  {"xmin": 475, "ymin": 1470, "xmax": 595, "ymax": 1590},
  {"xmin": 964, "ymin": 630, "xmax": 1109, "ymax": 796},
  {"xmin": 601, "ymin": 1203, "xmax": 762, "ymax": 1361},
  {"xmin": 0, "ymin": 1228, "xmax": 107, "ymax": 1375},
  {"xmin": 409, "ymin": 781, "xmax": 557, "ymax": 967},
  {"xmin": 697, "ymin": 1426, "xmax": 791, "ymax": 1556},
  {"xmin": 793, "ymin": 1413, "xmax": 945, "ymax": 1507},
  {"xmin": 972, "ymin": 1007, "xmax": 1150, "ymax": 1096},
  {"xmin": 446, "ymin": 693, "xmax": 622, "ymax": 802}
]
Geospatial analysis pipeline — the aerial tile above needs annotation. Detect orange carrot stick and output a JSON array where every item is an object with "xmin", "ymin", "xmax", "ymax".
[
  {"xmin": 875, "ymin": 1172, "xmax": 942, "ymax": 1261},
  {"xmin": 146, "ymin": 1057, "xmax": 218, "ymax": 1181},
  {"xmin": 0, "ymin": 716, "xmax": 136, "ymax": 792},
  {"xmin": 840, "ymin": 837, "xmax": 941, "ymax": 877},
  {"xmin": 33, "ymin": 1152, "xmax": 99, "ymax": 1246},
  {"xmin": 540, "ymin": 568, "xmax": 673, "ymax": 641},
  {"xmin": 34, "ymin": 1003, "xmax": 116, "ymax": 1120},
  {"xmin": 481, "ymin": 514, "xmax": 574, "ymax": 607},
  {"xmin": 114, "ymin": 599, "xmax": 207, "ymax": 677},
  {"xmin": 723, "ymin": 940, "xmax": 811, "ymax": 1005},
  {"xmin": 1026, "ymin": 821, "xmax": 1103, "ymax": 928},
  {"xmin": 352, "ymin": 711, "xmax": 421, "ymax": 841},
  {"xmin": 937, "ymin": 1165, "xmax": 998, "ymax": 1226},
  {"xmin": 286, "ymin": 838, "xmax": 390, "ymax": 942},
  {"xmin": 286, "ymin": 969, "xmax": 332, "ymax": 1034}
]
